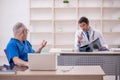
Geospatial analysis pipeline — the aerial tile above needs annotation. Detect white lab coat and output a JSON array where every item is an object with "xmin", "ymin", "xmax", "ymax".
[{"xmin": 74, "ymin": 27, "xmax": 108, "ymax": 51}]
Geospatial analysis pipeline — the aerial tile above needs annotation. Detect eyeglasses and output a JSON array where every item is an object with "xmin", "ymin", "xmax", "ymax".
[{"xmin": 23, "ymin": 29, "xmax": 29, "ymax": 34}]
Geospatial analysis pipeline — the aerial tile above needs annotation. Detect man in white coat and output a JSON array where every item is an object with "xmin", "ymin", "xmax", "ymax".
[{"xmin": 74, "ymin": 17, "xmax": 108, "ymax": 51}]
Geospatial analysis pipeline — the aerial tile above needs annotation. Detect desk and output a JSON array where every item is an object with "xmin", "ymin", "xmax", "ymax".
[
  {"xmin": 49, "ymin": 49, "xmax": 120, "ymax": 80},
  {"xmin": 0, "ymin": 70, "xmax": 16, "ymax": 80},
  {"xmin": 0, "ymin": 71, "xmax": 15, "ymax": 75},
  {"xmin": 0, "ymin": 66, "xmax": 105, "ymax": 80}
]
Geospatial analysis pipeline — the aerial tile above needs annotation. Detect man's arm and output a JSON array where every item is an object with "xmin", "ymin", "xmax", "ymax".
[
  {"xmin": 74, "ymin": 31, "xmax": 83, "ymax": 51},
  {"xmin": 97, "ymin": 32, "xmax": 109, "ymax": 50},
  {"xmin": 13, "ymin": 57, "xmax": 28, "ymax": 67},
  {"xmin": 36, "ymin": 40, "xmax": 47, "ymax": 53}
]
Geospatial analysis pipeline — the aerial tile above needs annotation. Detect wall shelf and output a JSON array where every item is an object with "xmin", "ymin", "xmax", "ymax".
[
  {"xmin": 55, "ymin": 32, "xmax": 75, "ymax": 34},
  {"xmin": 79, "ymin": 6, "xmax": 101, "ymax": 9},
  {"xmin": 55, "ymin": 19, "xmax": 77, "ymax": 21},
  {"xmin": 55, "ymin": 7, "xmax": 76, "ymax": 9},
  {"xmin": 30, "ymin": 32, "xmax": 53, "ymax": 34},
  {"xmin": 29, "ymin": 0, "xmax": 120, "ymax": 49},
  {"xmin": 30, "ymin": 7, "xmax": 52, "ymax": 9},
  {"xmin": 103, "ymin": 32, "xmax": 120, "ymax": 34}
]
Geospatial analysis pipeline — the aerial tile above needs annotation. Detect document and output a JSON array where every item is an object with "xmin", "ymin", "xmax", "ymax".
[
  {"xmin": 111, "ymin": 48, "xmax": 120, "ymax": 52},
  {"xmin": 79, "ymin": 38, "xmax": 101, "ymax": 52}
]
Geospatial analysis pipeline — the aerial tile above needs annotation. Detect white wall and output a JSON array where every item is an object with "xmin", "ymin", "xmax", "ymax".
[{"xmin": 0, "ymin": 0, "xmax": 29, "ymax": 54}]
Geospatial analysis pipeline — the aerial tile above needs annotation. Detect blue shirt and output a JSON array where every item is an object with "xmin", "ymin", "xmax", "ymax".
[{"xmin": 6, "ymin": 38, "xmax": 35, "ymax": 67}]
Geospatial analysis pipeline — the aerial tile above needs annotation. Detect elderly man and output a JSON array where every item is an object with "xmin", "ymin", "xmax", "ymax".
[{"xmin": 6, "ymin": 22, "xmax": 47, "ymax": 68}]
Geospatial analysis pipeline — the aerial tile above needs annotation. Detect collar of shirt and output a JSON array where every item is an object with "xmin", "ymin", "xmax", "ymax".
[
  {"xmin": 82, "ymin": 27, "xmax": 92, "ymax": 35},
  {"xmin": 11, "ymin": 38, "xmax": 26, "ymax": 44}
]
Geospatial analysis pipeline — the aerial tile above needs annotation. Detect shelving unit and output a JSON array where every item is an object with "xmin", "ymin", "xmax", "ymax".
[
  {"xmin": 102, "ymin": 0, "xmax": 120, "ymax": 48},
  {"xmin": 29, "ymin": 0, "xmax": 120, "ymax": 51}
]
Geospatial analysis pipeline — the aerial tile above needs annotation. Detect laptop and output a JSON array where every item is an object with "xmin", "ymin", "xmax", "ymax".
[{"xmin": 28, "ymin": 54, "xmax": 57, "ymax": 71}]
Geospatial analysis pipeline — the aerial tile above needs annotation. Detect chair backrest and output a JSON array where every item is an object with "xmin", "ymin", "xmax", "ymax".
[{"xmin": 4, "ymin": 49, "xmax": 13, "ymax": 69}]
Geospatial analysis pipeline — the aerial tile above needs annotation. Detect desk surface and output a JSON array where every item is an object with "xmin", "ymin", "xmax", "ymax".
[
  {"xmin": 17, "ymin": 66, "xmax": 105, "ymax": 76},
  {"xmin": 49, "ymin": 48, "xmax": 120, "ymax": 55},
  {"xmin": 0, "ymin": 70, "xmax": 15, "ymax": 76}
]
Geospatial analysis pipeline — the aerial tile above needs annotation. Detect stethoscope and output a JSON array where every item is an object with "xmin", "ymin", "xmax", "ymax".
[{"xmin": 80, "ymin": 30, "xmax": 95, "ymax": 41}]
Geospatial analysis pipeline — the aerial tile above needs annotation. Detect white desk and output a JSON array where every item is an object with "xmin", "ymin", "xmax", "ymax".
[
  {"xmin": 0, "ymin": 66, "xmax": 105, "ymax": 80},
  {"xmin": 0, "ymin": 71, "xmax": 15, "ymax": 75},
  {"xmin": 49, "ymin": 48, "xmax": 120, "ymax": 55},
  {"xmin": 49, "ymin": 48, "xmax": 120, "ymax": 80}
]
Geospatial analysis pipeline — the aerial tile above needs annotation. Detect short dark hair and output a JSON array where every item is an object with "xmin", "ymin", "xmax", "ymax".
[{"xmin": 78, "ymin": 17, "xmax": 89, "ymax": 24}]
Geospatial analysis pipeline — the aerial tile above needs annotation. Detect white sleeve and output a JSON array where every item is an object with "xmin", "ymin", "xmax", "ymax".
[
  {"xmin": 74, "ymin": 31, "xmax": 81, "ymax": 51},
  {"xmin": 97, "ymin": 32, "xmax": 108, "ymax": 48}
]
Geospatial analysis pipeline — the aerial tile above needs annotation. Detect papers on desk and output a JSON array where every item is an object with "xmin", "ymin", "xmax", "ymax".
[
  {"xmin": 49, "ymin": 48, "xmax": 74, "ymax": 54},
  {"xmin": 111, "ymin": 48, "xmax": 120, "ymax": 52},
  {"xmin": 79, "ymin": 38, "xmax": 101, "ymax": 52},
  {"xmin": 49, "ymin": 48, "xmax": 61, "ymax": 53},
  {"xmin": 61, "ymin": 48, "xmax": 74, "ymax": 52},
  {"xmin": 0, "ymin": 68, "xmax": 15, "ymax": 75},
  {"xmin": 0, "ymin": 64, "xmax": 16, "ymax": 75},
  {"xmin": 0, "ymin": 70, "xmax": 15, "ymax": 75},
  {"xmin": 58, "ymin": 66, "xmax": 74, "ymax": 73}
]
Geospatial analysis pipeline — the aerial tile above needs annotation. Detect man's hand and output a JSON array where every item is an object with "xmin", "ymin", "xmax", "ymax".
[
  {"xmin": 100, "ymin": 46, "xmax": 106, "ymax": 51},
  {"xmin": 41, "ymin": 40, "xmax": 47, "ymax": 48},
  {"xmin": 36, "ymin": 40, "xmax": 47, "ymax": 53},
  {"xmin": 78, "ymin": 35, "xmax": 83, "ymax": 43}
]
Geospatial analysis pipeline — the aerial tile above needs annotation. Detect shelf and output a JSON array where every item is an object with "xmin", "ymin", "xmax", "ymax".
[
  {"xmin": 30, "ymin": 8, "xmax": 52, "ymax": 20},
  {"xmin": 102, "ymin": 19, "xmax": 120, "ymax": 22},
  {"xmin": 30, "ymin": 7, "xmax": 52, "ymax": 9},
  {"xmin": 103, "ymin": 0, "xmax": 120, "ymax": 8},
  {"xmin": 55, "ymin": 44, "xmax": 74, "ymax": 47},
  {"xmin": 55, "ymin": 8, "xmax": 76, "ymax": 20},
  {"xmin": 54, "ymin": 7, "xmax": 76, "ymax": 9},
  {"xmin": 54, "ymin": 19, "xmax": 76, "ymax": 21},
  {"xmin": 55, "ymin": 44, "xmax": 74, "ymax": 48},
  {"xmin": 78, "ymin": 8, "xmax": 101, "ymax": 20},
  {"xmin": 79, "ymin": 7, "xmax": 101, "ymax": 9},
  {"xmin": 55, "ymin": 0, "xmax": 77, "ymax": 8},
  {"xmin": 30, "ymin": 0, "xmax": 120, "ymax": 49},
  {"xmin": 78, "ymin": 0, "xmax": 101, "ymax": 7},
  {"xmin": 103, "ymin": 32, "xmax": 120, "ymax": 34},
  {"xmin": 103, "ymin": 8, "xmax": 120, "ymax": 20},
  {"xmin": 30, "ymin": 0, "xmax": 53, "ymax": 8},
  {"xmin": 31, "ymin": 43, "xmax": 52, "ymax": 46},
  {"xmin": 108, "ymin": 44, "xmax": 120, "ymax": 46},
  {"xmin": 89, "ymin": 19, "xmax": 101, "ymax": 21},
  {"xmin": 30, "ymin": 19, "xmax": 52, "ymax": 21},
  {"xmin": 103, "ymin": 7, "xmax": 120, "ymax": 9},
  {"xmin": 30, "ymin": 32, "xmax": 53, "ymax": 34},
  {"xmin": 55, "ymin": 32, "xmax": 75, "ymax": 34},
  {"xmin": 79, "ymin": 19, "xmax": 101, "ymax": 21}
]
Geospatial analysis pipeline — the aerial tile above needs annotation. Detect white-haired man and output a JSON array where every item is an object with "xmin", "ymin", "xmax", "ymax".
[{"xmin": 6, "ymin": 22, "xmax": 47, "ymax": 68}]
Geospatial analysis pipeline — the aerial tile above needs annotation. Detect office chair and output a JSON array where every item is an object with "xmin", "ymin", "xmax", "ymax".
[{"xmin": 4, "ymin": 49, "xmax": 13, "ymax": 69}]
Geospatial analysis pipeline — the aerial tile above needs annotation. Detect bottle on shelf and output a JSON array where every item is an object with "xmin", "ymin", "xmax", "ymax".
[{"xmin": 63, "ymin": 0, "xmax": 70, "ymax": 7}]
